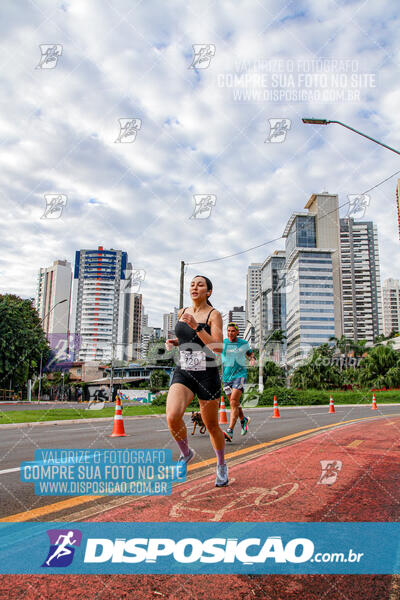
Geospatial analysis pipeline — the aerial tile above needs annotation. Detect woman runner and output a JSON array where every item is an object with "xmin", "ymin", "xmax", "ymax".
[{"xmin": 165, "ymin": 275, "xmax": 228, "ymax": 486}]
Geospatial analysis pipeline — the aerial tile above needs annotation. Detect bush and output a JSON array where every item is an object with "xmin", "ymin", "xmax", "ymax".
[
  {"xmin": 150, "ymin": 392, "xmax": 200, "ymax": 408},
  {"xmin": 241, "ymin": 387, "xmax": 400, "ymax": 406},
  {"xmin": 150, "ymin": 392, "xmax": 168, "ymax": 406}
]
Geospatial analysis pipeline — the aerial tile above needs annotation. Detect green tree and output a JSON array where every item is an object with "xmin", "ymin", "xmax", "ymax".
[
  {"xmin": 374, "ymin": 330, "xmax": 399, "ymax": 344},
  {"xmin": 263, "ymin": 329, "xmax": 287, "ymax": 362},
  {"xmin": 352, "ymin": 339, "xmax": 369, "ymax": 358},
  {"xmin": 329, "ymin": 335, "xmax": 353, "ymax": 355},
  {"xmin": 143, "ymin": 339, "xmax": 175, "ymax": 367},
  {"xmin": 291, "ymin": 344, "xmax": 341, "ymax": 390},
  {"xmin": 263, "ymin": 361, "xmax": 286, "ymax": 387},
  {"xmin": 358, "ymin": 344, "xmax": 400, "ymax": 388},
  {"xmin": 0, "ymin": 295, "xmax": 50, "ymax": 388},
  {"xmin": 149, "ymin": 369, "xmax": 170, "ymax": 389}
]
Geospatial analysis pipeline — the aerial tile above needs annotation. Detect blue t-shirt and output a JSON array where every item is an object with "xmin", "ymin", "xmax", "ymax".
[{"xmin": 221, "ymin": 338, "xmax": 252, "ymax": 382}]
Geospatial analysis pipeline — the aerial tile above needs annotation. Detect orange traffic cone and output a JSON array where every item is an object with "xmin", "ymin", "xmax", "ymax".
[
  {"xmin": 219, "ymin": 396, "xmax": 228, "ymax": 424},
  {"xmin": 371, "ymin": 393, "xmax": 378, "ymax": 410},
  {"xmin": 109, "ymin": 395, "xmax": 127, "ymax": 437},
  {"xmin": 329, "ymin": 394, "xmax": 335, "ymax": 414},
  {"xmin": 272, "ymin": 395, "xmax": 281, "ymax": 418}
]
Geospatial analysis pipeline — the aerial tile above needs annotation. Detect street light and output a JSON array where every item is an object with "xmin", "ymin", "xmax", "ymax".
[
  {"xmin": 246, "ymin": 317, "xmax": 264, "ymax": 393},
  {"xmin": 37, "ymin": 298, "xmax": 68, "ymax": 403},
  {"xmin": 302, "ymin": 118, "xmax": 400, "ymax": 156}
]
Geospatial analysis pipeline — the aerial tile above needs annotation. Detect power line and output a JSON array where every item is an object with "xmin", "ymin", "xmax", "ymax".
[
  {"xmin": 186, "ymin": 168, "xmax": 400, "ymax": 267},
  {"xmin": 187, "ymin": 235, "xmax": 283, "ymax": 265}
]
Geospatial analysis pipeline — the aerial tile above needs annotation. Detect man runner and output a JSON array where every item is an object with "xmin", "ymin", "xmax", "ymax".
[{"xmin": 221, "ymin": 322, "xmax": 256, "ymax": 441}]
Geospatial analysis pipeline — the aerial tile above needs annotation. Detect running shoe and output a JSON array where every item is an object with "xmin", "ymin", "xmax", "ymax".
[
  {"xmin": 215, "ymin": 463, "xmax": 229, "ymax": 487},
  {"xmin": 224, "ymin": 429, "xmax": 233, "ymax": 442},
  {"xmin": 240, "ymin": 416, "xmax": 250, "ymax": 436},
  {"xmin": 178, "ymin": 447, "xmax": 194, "ymax": 467}
]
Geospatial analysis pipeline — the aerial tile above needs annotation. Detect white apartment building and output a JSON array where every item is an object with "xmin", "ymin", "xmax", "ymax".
[
  {"xmin": 36, "ymin": 259, "xmax": 72, "ymax": 348},
  {"xmin": 340, "ymin": 218, "xmax": 383, "ymax": 343},
  {"xmin": 163, "ymin": 308, "xmax": 179, "ymax": 339},
  {"xmin": 245, "ymin": 263, "xmax": 262, "ymax": 344},
  {"xmin": 122, "ymin": 292, "xmax": 142, "ymax": 361},
  {"xmin": 70, "ymin": 246, "xmax": 129, "ymax": 362},
  {"xmin": 228, "ymin": 306, "xmax": 246, "ymax": 337}
]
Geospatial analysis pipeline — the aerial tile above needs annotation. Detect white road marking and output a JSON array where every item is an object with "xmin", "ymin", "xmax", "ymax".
[{"xmin": 0, "ymin": 467, "xmax": 20, "ymax": 475}]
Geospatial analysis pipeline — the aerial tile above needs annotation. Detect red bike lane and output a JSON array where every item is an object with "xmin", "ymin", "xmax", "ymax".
[{"xmin": 2, "ymin": 415, "xmax": 400, "ymax": 599}]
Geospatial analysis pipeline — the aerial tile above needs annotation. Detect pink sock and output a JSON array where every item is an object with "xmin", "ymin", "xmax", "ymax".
[
  {"xmin": 176, "ymin": 438, "xmax": 190, "ymax": 456},
  {"xmin": 215, "ymin": 449, "xmax": 225, "ymax": 466}
]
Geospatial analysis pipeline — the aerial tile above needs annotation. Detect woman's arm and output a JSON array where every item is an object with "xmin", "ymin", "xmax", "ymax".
[{"xmin": 165, "ymin": 308, "xmax": 184, "ymax": 350}]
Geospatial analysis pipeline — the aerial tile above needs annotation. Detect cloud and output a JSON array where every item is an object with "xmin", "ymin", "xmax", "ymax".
[{"xmin": 0, "ymin": 0, "xmax": 399, "ymax": 328}]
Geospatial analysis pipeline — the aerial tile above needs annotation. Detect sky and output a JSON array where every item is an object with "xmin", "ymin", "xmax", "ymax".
[{"xmin": 1, "ymin": 0, "xmax": 400, "ymax": 328}]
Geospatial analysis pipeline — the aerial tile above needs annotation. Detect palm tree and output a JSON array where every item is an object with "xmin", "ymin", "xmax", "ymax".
[
  {"xmin": 263, "ymin": 329, "xmax": 287, "ymax": 364},
  {"xmin": 358, "ymin": 344, "xmax": 400, "ymax": 388},
  {"xmin": 329, "ymin": 335, "xmax": 354, "ymax": 370},
  {"xmin": 263, "ymin": 361, "xmax": 285, "ymax": 387},
  {"xmin": 374, "ymin": 330, "xmax": 399, "ymax": 345},
  {"xmin": 290, "ymin": 345, "xmax": 340, "ymax": 390}
]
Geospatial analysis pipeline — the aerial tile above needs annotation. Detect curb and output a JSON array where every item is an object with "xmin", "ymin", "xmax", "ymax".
[
  {"xmin": 0, "ymin": 414, "xmax": 167, "ymax": 429},
  {"xmin": 0, "ymin": 403, "xmax": 399, "ymax": 428}
]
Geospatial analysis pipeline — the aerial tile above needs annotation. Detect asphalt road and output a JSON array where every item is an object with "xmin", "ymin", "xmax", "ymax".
[
  {"xmin": 0, "ymin": 404, "xmax": 399, "ymax": 521},
  {"xmin": 0, "ymin": 401, "xmax": 136, "ymax": 412}
]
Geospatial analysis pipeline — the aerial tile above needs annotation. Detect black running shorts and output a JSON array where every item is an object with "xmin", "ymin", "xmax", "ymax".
[{"xmin": 171, "ymin": 367, "xmax": 221, "ymax": 401}]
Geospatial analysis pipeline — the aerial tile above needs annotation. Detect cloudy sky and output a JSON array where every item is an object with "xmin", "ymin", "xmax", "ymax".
[{"xmin": 1, "ymin": 0, "xmax": 400, "ymax": 328}]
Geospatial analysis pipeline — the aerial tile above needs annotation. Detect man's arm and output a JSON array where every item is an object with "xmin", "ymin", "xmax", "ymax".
[{"xmin": 245, "ymin": 342, "xmax": 257, "ymax": 366}]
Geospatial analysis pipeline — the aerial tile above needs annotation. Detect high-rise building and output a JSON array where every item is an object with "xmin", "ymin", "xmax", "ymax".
[
  {"xmin": 163, "ymin": 308, "xmax": 179, "ymax": 339},
  {"xmin": 382, "ymin": 278, "xmax": 400, "ymax": 336},
  {"xmin": 36, "ymin": 259, "xmax": 72, "ymax": 346},
  {"xmin": 245, "ymin": 263, "xmax": 262, "ymax": 343},
  {"xmin": 283, "ymin": 193, "xmax": 342, "ymax": 365},
  {"xmin": 228, "ymin": 306, "xmax": 246, "ymax": 337},
  {"xmin": 140, "ymin": 325, "xmax": 161, "ymax": 358},
  {"xmin": 258, "ymin": 250, "xmax": 287, "ymax": 363},
  {"xmin": 122, "ymin": 292, "xmax": 142, "ymax": 361},
  {"xmin": 141, "ymin": 325, "xmax": 155, "ymax": 357},
  {"xmin": 70, "ymin": 246, "xmax": 129, "ymax": 362},
  {"xmin": 153, "ymin": 327, "xmax": 161, "ymax": 339},
  {"xmin": 340, "ymin": 218, "xmax": 383, "ymax": 343}
]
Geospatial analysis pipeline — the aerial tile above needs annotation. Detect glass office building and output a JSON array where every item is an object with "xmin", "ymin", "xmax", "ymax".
[{"xmin": 283, "ymin": 201, "xmax": 339, "ymax": 365}]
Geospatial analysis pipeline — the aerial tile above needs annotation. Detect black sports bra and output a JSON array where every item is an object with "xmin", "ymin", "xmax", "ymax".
[{"xmin": 174, "ymin": 307, "xmax": 216, "ymax": 361}]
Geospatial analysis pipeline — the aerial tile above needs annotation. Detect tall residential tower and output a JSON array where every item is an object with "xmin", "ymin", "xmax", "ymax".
[
  {"xmin": 70, "ymin": 246, "xmax": 129, "ymax": 362},
  {"xmin": 340, "ymin": 218, "xmax": 383, "ymax": 343},
  {"xmin": 382, "ymin": 278, "xmax": 400, "ymax": 336},
  {"xmin": 36, "ymin": 259, "xmax": 72, "ymax": 347}
]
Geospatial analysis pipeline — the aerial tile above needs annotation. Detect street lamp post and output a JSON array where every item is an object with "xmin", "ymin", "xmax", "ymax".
[
  {"xmin": 246, "ymin": 314, "xmax": 264, "ymax": 393},
  {"xmin": 302, "ymin": 118, "xmax": 400, "ymax": 156},
  {"xmin": 37, "ymin": 353, "xmax": 43, "ymax": 403},
  {"xmin": 109, "ymin": 342, "xmax": 115, "ymax": 403},
  {"xmin": 37, "ymin": 298, "xmax": 68, "ymax": 403}
]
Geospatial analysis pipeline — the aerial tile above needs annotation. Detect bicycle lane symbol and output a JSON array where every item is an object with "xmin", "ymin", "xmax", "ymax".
[{"xmin": 169, "ymin": 479, "xmax": 299, "ymax": 522}]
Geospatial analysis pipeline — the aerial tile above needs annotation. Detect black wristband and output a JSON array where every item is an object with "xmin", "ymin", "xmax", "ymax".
[{"xmin": 195, "ymin": 323, "xmax": 206, "ymax": 332}]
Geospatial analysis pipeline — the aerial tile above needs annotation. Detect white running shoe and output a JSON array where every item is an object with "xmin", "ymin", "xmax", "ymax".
[
  {"xmin": 178, "ymin": 447, "xmax": 194, "ymax": 467},
  {"xmin": 215, "ymin": 463, "xmax": 229, "ymax": 487}
]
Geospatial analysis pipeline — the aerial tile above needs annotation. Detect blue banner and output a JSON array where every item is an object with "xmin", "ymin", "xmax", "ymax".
[
  {"xmin": 20, "ymin": 449, "xmax": 185, "ymax": 496},
  {"xmin": 0, "ymin": 522, "xmax": 398, "ymax": 574}
]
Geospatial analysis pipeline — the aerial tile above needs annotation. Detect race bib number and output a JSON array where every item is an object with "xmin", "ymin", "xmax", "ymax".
[{"xmin": 180, "ymin": 350, "xmax": 206, "ymax": 371}]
